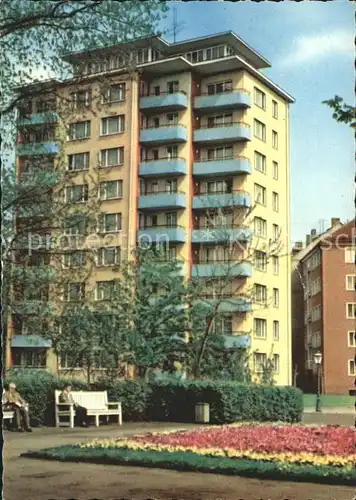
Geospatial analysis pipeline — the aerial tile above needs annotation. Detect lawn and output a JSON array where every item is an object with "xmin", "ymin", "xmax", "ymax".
[
  {"xmin": 23, "ymin": 423, "xmax": 356, "ymax": 485},
  {"xmin": 303, "ymin": 394, "xmax": 354, "ymax": 408}
]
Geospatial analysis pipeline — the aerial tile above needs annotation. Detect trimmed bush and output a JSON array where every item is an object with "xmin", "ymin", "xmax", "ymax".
[
  {"xmin": 147, "ymin": 381, "xmax": 303, "ymax": 424},
  {"xmin": 4, "ymin": 372, "xmax": 303, "ymax": 426}
]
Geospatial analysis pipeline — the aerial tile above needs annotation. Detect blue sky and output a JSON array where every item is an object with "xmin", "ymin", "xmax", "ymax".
[{"xmin": 161, "ymin": 1, "xmax": 354, "ymax": 243}]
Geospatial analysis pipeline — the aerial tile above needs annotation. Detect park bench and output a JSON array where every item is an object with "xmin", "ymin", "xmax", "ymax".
[
  {"xmin": 3, "ymin": 410, "xmax": 15, "ymax": 427},
  {"xmin": 55, "ymin": 390, "xmax": 122, "ymax": 428}
]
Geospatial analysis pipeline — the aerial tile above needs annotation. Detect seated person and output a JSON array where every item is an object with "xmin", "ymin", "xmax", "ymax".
[
  {"xmin": 59, "ymin": 385, "xmax": 89, "ymax": 427},
  {"xmin": 3, "ymin": 382, "xmax": 32, "ymax": 432}
]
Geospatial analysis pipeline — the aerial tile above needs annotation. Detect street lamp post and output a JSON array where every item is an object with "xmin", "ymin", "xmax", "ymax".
[{"xmin": 314, "ymin": 351, "xmax": 322, "ymax": 412}]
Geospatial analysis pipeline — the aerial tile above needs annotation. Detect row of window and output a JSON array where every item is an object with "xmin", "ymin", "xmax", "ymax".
[
  {"xmin": 254, "ymin": 251, "xmax": 279, "ymax": 274},
  {"xmin": 254, "ymin": 285, "xmax": 280, "ymax": 308},
  {"xmin": 62, "ymin": 247, "xmax": 121, "ymax": 268},
  {"xmin": 64, "ymin": 180, "xmax": 123, "ymax": 203},
  {"xmin": 254, "ymin": 183, "xmax": 279, "ymax": 211},
  {"xmin": 254, "ymin": 119, "xmax": 279, "ymax": 148},
  {"xmin": 254, "ymin": 217, "xmax": 281, "ymax": 240},
  {"xmin": 67, "ymin": 148, "xmax": 124, "ymax": 171},
  {"xmin": 254, "ymin": 88, "xmax": 279, "ymax": 118},
  {"xmin": 254, "ymin": 318, "xmax": 280, "ymax": 341},
  {"xmin": 255, "ymin": 151, "xmax": 279, "ymax": 179},
  {"xmin": 254, "ymin": 353, "xmax": 280, "ymax": 374}
]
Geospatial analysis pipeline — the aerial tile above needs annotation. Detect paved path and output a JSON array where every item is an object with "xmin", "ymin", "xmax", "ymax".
[{"xmin": 3, "ymin": 419, "xmax": 355, "ymax": 500}]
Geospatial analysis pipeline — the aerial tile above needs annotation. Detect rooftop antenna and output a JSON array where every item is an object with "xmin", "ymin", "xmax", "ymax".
[{"xmin": 171, "ymin": 6, "xmax": 185, "ymax": 43}]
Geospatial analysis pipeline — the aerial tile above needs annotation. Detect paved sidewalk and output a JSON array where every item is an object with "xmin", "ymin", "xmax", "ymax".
[{"xmin": 3, "ymin": 420, "xmax": 355, "ymax": 500}]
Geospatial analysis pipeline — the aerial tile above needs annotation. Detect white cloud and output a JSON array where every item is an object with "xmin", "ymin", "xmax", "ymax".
[{"xmin": 278, "ymin": 30, "xmax": 354, "ymax": 67}]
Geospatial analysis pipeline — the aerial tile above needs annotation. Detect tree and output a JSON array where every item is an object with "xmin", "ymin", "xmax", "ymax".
[
  {"xmin": 113, "ymin": 247, "xmax": 189, "ymax": 380},
  {"xmin": 322, "ymin": 95, "xmax": 356, "ymax": 128}
]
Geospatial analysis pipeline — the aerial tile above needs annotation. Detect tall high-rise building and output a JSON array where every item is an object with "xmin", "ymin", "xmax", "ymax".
[{"xmin": 8, "ymin": 32, "xmax": 294, "ymax": 384}]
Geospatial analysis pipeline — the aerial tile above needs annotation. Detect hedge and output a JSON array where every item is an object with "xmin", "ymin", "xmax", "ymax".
[
  {"xmin": 22, "ymin": 446, "xmax": 356, "ymax": 486},
  {"xmin": 4, "ymin": 371, "xmax": 303, "ymax": 426}
]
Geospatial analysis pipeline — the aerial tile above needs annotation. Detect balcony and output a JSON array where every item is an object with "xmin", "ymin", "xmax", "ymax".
[
  {"xmin": 194, "ymin": 90, "xmax": 250, "ymax": 113},
  {"xmin": 193, "ymin": 190, "xmax": 251, "ymax": 210},
  {"xmin": 193, "ymin": 156, "xmax": 252, "ymax": 177},
  {"xmin": 140, "ymin": 91, "xmax": 188, "ymax": 111},
  {"xmin": 223, "ymin": 333, "xmax": 251, "ymax": 349},
  {"xmin": 138, "ymin": 190, "xmax": 186, "ymax": 210},
  {"xmin": 18, "ymin": 112, "xmax": 58, "ymax": 127},
  {"xmin": 192, "ymin": 261, "xmax": 252, "ymax": 278},
  {"xmin": 12, "ymin": 300, "xmax": 52, "ymax": 315},
  {"xmin": 140, "ymin": 125, "xmax": 187, "ymax": 145},
  {"xmin": 194, "ymin": 122, "xmax": 250, "ymax": 144},
  {"xmin": 19, "ymin": 171, "xmax": 58, "ymax": 186},
  {"xmin": 197, "ymin": 296, "xmax": 252, "ymax": 313},
  {"xmin": 139, "ymin": 158, "xmax": 187, "ymax": 177},
  {"xmin": 11, "ymin": 335, "xmax": 52, "ymax": 348},
  {"xmin": 137, "ymin": 225, "xmax": 186, "ymax": 244},
  {"xmin": 17, "ymin": 141, "xmax": 59, "ymax": 156},
  {"xmin": 192, "ymin": 225, "xmax": 252, "ymax": 244}
]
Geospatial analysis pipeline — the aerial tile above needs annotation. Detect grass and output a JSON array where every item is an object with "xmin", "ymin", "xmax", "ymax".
[
  {"xmin": 22, "ymin": 445, "xmax": 356, "ymax": 486},
  {"xmin": 303, "ymin": 394, "xmax": 355, "ymax": 408}
]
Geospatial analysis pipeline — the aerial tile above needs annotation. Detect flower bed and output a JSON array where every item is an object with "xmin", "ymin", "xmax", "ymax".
[{"xmin": 23, "ymin": 424, "xmax": 356, "ymax": 485}]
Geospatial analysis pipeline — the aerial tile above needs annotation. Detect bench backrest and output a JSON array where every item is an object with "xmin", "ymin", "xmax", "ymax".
[{"xmin": 55, "ymin": 390, "xmax": 108, "ymax": 410}]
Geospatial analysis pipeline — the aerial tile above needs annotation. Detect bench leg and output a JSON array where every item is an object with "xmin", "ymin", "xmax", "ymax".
[
  {"xmin": 95, "ymin": 415, "xmax": 99, "ymax": 427},
  {"xmin": 118, "ymin": 411, "xmax": 122, "ymax": 426}
]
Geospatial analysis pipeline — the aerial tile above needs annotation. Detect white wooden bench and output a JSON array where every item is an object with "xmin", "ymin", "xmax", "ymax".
[
  {"xmin": 3, "ymin": 410, "xmax": 15, "ymax": 426},
  {"xmin": 55, "ymin": 390, "xmax": 122, "ymax": 428}
]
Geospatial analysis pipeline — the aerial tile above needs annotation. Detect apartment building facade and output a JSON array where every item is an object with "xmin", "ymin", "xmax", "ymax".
[
  {"xmin": 8, "ymin": 32, "xmax": 294, "ymax": 384},
  {"xmin": 292, "ymin": 219, "xmax": 355, "ymax": 394}
]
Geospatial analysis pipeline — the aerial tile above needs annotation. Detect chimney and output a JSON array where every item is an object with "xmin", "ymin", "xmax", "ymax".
[
  {"xmin": 306, "ymin": 235, "xmax": 311, "ymax": 245},
  {"xmin": 294, "ymin": 241, "xmax": 303, "ymax": 250},
  {"xmin": 331, "ymin": 217, "xmax": 340, "ymax": 228},
  {"xmin": 311, "ymin": 229, "xmax": 317, "ymax": 241}
]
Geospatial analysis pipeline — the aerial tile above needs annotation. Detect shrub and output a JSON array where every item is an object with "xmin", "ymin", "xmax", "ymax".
[{"xmin": 147, "ymin": 381, "xmax": 303, "ymax": 424}]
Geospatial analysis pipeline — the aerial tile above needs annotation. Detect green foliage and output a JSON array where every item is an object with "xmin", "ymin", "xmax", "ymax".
[
  {"xmin": 322, "ymin": 95, "xmax": 356, "ymax": 128},
  {"xmin": 147, "ymin": 381, "xmax": 303, "ymax": 424},
  {"xmin": 25, "ymin": 446, "xmax": 356, "ymax": 486}
]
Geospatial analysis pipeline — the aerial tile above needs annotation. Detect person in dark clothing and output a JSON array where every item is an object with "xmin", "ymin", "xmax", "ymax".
[
  {"xmin": 59, "ymin": 385, "xmax": 89, "ymax": 427},
  {"xmin": 3, "ymin": 382, "xmax": 32, "ymax": 432}
]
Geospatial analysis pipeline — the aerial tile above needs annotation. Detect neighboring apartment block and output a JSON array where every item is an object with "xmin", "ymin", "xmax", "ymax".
[
  {"xmin": 8, "ymin": 32, "xmax": 294, "ymax": 384},
  {"xmin": 292, "ymin": 219, "xmax": 355, "ymax": 395}
]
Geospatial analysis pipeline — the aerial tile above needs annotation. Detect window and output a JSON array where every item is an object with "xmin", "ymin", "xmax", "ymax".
[
  {"xmin": 99, "ymin": 180, "xmax": 122, "ymax": 200},
  {"xmin": 254, "ymin": 352, "xmax": 267, "ymax": 372},
  {"xmin": 272, "ymin": 192, "xmax": 279, "ymax": 212},
  {"xmin": 64, "ymin": 215, "xmax": 87, "ymax": 235},
  {"xmin": 255, "ymin": 250, "xmax": 267, "ymax": 271},
  {"xmin": 254, "ymin": 183, "xmax": 266, "ymax": 205},
  {"xmin": 345, "ymin": 247, "xmax": 356, "ymax": 263},
  {"xmin": 71, "ymin": 90, "xmax": 90, "ymax": 109},
  {"xmin": 346, "ymin": 303, "xmax": 356, "ymax": 319},
  {"xmin": 211, "ymin": 315, "xmax": 233, "ymax": 334},
  {"xmin": 167, "ymin": 112, "xmax": 178, "ymax": 125},
  {"xmin": 272, "ymin": 354, "xmax": 280, "ymax": 373},
  {"xmin": 207, "ymin": 145, "xmax": 233, "ymax": 161},
  {"xmin": 311, "ymin": 305, "xmax": 322, "ymax": 321},
  {"xmin": 346, "ymin": 275, "xmax": 356, "ymax": 291},
  {"xmin": 208, "ymin": 113, "xmax": 233, "ymax": 128},
  {"xmin": 166, "ymin": 179, "xmax": 177, "ymax": 193},
  {"xmin": 254, "ymin": 151, "xmax": 266, "ymax": 173},
  {"xmin": 64, "ymin": 282, "xmax": 85, "ymax": 301},
  {"xmin": 207, "ymin": 80, "xmax": 232, "ymax": 95},
  {"xmin": 207, "ymin": 179, "xmax": 232, "ymax": 194},
  {"xmin": 254, "ymin": 88, "xmax": 266, "ymax": 110},
  {"xmin": 348, "ymin": 331, "xmax": 356, "ymax": 347},
  {"xmin": 272, "ymin": 100, "xmax": 278, "ymax": 118},
  {"xmin": 254, "ymin": 217, "xmax": 267, "ymax": 238},
  {"xmin": 100, "ymin": 147, "xmax": 124, "ymax": 167},
  {"xmin": 68, "ymin": 121, "xmax": 90, "ymax": 140},
  {"xmin": 97, "ymin": 247, "xmax": 120, "ymax": 266},
  {"xmin": 101, "ymin": 115, "xmax": 125, "ymax": 135},
  {"xmin": 254, "ymin": 119, "xmax": 266, "ymax": 141},
  {"xmin": 63, "ymin": 251, "xmax": 86, "ymax": 268},
  {"xmin": 59, "ymin": 353, "xmax": 83, "ymax": 369},
  {"xmin": 103, "ymin": 83, "xmax": 125, "ymax": 103},
  {"xmin": 12, "ymin": 349, "xmax": 47, "ymax": 368},
  {"xmin": 254, "ymin": 318, "xmax": 267, "ymax": 339},
  {"xmin": 167, "ymin": 81, "xmax": 179, "ymax": 93},
  {"xmin": 96, "ymin": 281, "xmax": 115, "ymax": 300},
  {"xmin": 273, "ymin": 288, "xmax": 279, "ymax": 308},
  {"xmin": 273, "ymin": 224, "xmax": 280, "ymax": 241},
  {"xmin": 255, "ymin": 284, "xmax": 267, "ymax": 304},
  {"xmin": 65, "ymin": 184, "xmax": 88, "ymax": 203},
  {"xmin": 273, "ymin": 161, "xmax": 279, "ymax": 180},
  {"xmin": 273, "ymin": 320, "xmax": 280, "ymax": 341},
  {"xmin": 99, "ymin": 213, "xmax": 121, "ymax": 233},
  {"xmin": 311, "ymin": 278, "xmax": 322, "ymax": 295},
  {"xmin": 68, "ymin": 152, "xmax": 89, "ymax": 171},
  {"xmin": 272, "ymin": 256, "xmax": 279, "ymax": 275},
  {"xmin": 348, "ymin": 360, "xmax": 355, "ymax": 376},
  {"xmin": 167, "ymin": 145, "xmax": 178, "ymax": 159},
  {"xmin": 272, "ymin": 130, "xmax": 278, "ymax": 149},
  {"xmin": 308, "ymin": 251, "xmax": 321, "ymax": 270},
  {"xmin": 166, "ymin": 212, "xmax": 177, "ymax": 227}
]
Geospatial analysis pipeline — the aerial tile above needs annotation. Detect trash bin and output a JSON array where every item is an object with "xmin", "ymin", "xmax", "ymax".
[{"xmin": 195, "ymin": 402, "xmax": 210, "ymax": 423}]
